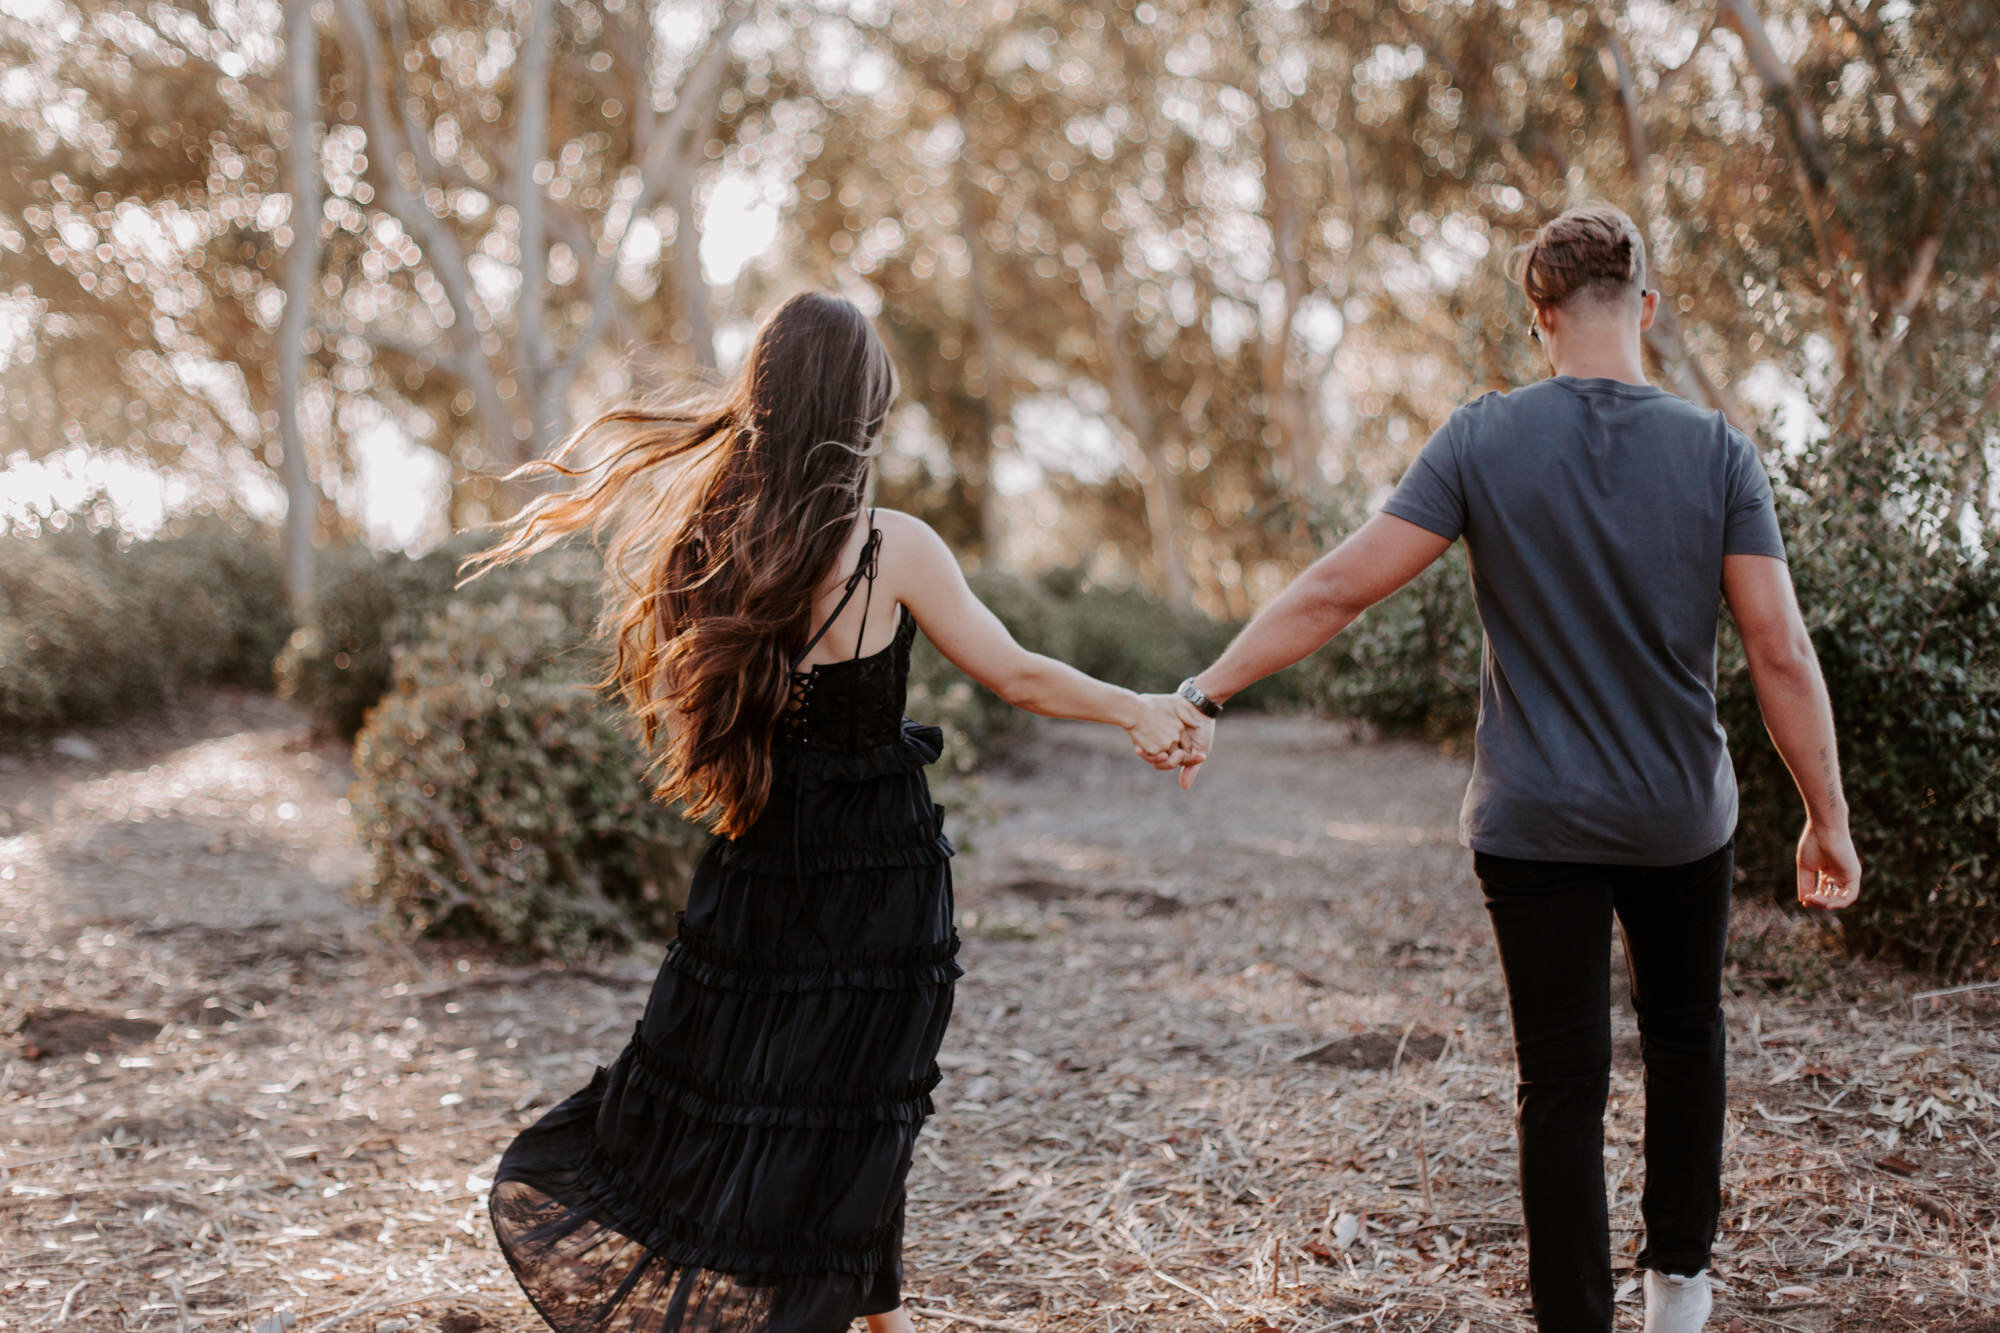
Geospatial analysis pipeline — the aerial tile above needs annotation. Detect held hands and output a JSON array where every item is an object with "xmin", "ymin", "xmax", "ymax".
[
  {"xmin": 1123, "ymin": 692, "xmax": 1188, "ymax": 769},
  {"xmin": 1797, "ymin": 820, "xmax": 1861, "ymax": 910},
  {"xmin": 1124, "ymin": 692, "xmax": 1216, "ymax": 790}
]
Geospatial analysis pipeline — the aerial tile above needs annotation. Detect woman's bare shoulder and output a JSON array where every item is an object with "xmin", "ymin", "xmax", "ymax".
[
  {"xmin": 871, "ymin": 508, "xmax": 959, "ymax": 589},
  {"xmin": 872, "ymin": 507, "xmax": 948, "ymax": 554}
]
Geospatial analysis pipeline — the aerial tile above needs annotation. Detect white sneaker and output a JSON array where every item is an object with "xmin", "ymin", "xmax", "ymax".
[{"xmin": 1642, "ymin": 1269, "xmax": 1712, "ymax": 1333}]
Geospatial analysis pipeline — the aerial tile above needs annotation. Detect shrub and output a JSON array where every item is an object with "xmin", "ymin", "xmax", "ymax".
[
  {"xmin": 1301, "ymin": 541, "xmax": 1483, "ymax": 742},
  {"xmin": 905, "ymin": 568, "xmax": 1258, "ymax": 770},
  {"xmin": 1718, "ymin": 434, "xmax": 1999, "ymax": 978},
  {"xmin": 1254, "ymin": 493, "xmax": 1482, "ymax": 741},
  {"xmin": 277, "ymin": 535, "xmax": 599, "ymax": 738},
  {"xmin": 1049, "ymin": 581, "xmax": 1243, "ymax": 698},
  {"xmin": 907, "ymin": 569, "xmax": 1086, "ymax": 770},
  {"xmin": 350, "ymin": 596, "xmax": 704, "ymax": 960},
  {"xmin": 127, "ymin": 523, "xmax": 295, "ymax": 688},
  {"xmin": 0, "ymin": 518, "xmax": 292, "ymax": 742}
]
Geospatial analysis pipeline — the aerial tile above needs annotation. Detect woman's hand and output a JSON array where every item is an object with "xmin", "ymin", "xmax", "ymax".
[
  {"xmin": 1124, "ymin": 693, "xmax": 1189, "ymax": 768},
  {"xmin": 1797, "ymin": 820, "xmax": 1861, "ymax": 910}
]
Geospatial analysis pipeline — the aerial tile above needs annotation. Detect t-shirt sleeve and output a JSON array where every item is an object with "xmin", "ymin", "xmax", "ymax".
[
  {"xmin": 1380, "ymin": 412, "xmax": 1467, "ymax": 542},
  {"xmin": 1722, "ymin": 428, "xmax": 1787, "ymax": 560}
]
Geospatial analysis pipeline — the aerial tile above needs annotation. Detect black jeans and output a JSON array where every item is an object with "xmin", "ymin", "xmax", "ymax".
[{"xmin": 1475, "ymin": 840, "xmax": 1733, "ymax": 1333}]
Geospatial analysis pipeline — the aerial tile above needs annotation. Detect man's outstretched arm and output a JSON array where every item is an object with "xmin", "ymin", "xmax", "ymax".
[{"xmin": 1171, "ymin": 514, "xmax": 1452, "ymax": 786}]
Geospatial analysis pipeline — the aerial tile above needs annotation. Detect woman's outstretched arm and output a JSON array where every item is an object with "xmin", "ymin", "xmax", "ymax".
[{"xmin": 882, "ymin": 511, "xmax": 1185, "ymax": 760}]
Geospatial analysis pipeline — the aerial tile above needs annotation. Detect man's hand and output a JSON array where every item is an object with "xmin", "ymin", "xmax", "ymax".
[
  {"xmin": 1797, "ymin": 820, "xmax": 1861, "ymax": 910},
  {"xmin": 1166, "ymin": 693, "xmax": 1215, "ymax": 789}
]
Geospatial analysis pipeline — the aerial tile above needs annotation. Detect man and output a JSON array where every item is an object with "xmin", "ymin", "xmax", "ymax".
[{"xmin": 1160, "ymin": 204, "xmax": 1860, "ymax": 1333}]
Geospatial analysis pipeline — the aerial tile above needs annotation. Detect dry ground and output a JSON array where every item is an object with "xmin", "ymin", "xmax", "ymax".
[{"xmin": 2, "ymin": 693, "xmax": 1995, "ymax": 1333}]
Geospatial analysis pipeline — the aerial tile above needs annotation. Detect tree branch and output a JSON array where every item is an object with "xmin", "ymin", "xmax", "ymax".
[
  {"xmin": 1653, "ymin": 13, "xmax": 1719, "ymax": 98},
  {"xmin": 1829, "ymin": 0, "xmax": 1924, "ymax": 149},
  {"xmin": 1598, "ymin": 24, "xmax": 1651, "ymax": 189},
  {"xmin": 539, "ymin": 9, "xmax": 742, "ymax": 422},
  {"xmin": 331, "ymin": 0, "xmax": 517, "ymax": 463}
]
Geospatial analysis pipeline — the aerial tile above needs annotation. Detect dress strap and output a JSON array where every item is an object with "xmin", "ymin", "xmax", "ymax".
[
  {"xmin": 852, "ymin": 509, "xmax": 879, "ymax": 664},
  {"xmin": 790, "ymin": 516, "xmax": 884, "ymax": 671}
]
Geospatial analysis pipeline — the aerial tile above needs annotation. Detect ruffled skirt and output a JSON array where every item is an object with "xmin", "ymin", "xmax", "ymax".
[{"xmin": 490, "ymin": 721, "xmax": 958, "ymax": 1333}]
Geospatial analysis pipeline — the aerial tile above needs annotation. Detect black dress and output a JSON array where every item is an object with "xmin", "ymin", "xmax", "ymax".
[{"xmin": 490, "ymin": 524, "xmax": 958, "ymax": 1332}]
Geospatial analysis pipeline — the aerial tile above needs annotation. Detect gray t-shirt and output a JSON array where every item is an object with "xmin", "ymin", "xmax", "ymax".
[{"xmin": 1381, "ymin": 375, "xmax": 1787, "ymax": 866}]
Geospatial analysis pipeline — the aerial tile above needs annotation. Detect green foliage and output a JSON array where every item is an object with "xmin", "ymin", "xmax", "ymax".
[
  {"xmin": 1035, "ymin": 568, "xmax": 1244, "ymax": 696},
  {"xmin": 275, "ymin": 543, "xmax": 462, "ymax": 740},
  {"xmin": 1718, "ymin": 433, "xmax": 2000, "ymax": 979},
  {"xmin": 350, "ymin": 596, "xmax": 704, "ymax": 961},
  {"xmin": 907, "ymin": 567, "xmax": 1278, "ymax": 770},
  {"xmin": 126, "ymin": 523, "xmax": 296, "ymax": 688},
  {"xmin": 904, "ymin": 570, "xmax": 1053, "ymax": 771},
  {"xmin": 277, "ymin": 535, "xmax": 600, "ymax": 739},
  {"xmin": 1303, "ymin": 542, "xmax": 1483, "ymax": 743},
  {"xmin": 1262, "ymin": 493, "xmax": 1483, "ymax": 742},
  {"xmin": 0, "ymin": 518, "xmax": 292, "ymax": 742}
]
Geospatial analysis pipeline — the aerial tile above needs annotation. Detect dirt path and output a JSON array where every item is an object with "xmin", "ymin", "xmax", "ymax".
[{"xmin": 2, "ymin": 698, "xmax": 1994, "ymax": 1332}]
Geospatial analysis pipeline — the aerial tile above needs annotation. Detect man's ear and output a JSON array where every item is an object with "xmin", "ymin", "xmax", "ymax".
[{"xmin": 1638, "ymin": 287, "xmax": 1660, "ymax": 333}]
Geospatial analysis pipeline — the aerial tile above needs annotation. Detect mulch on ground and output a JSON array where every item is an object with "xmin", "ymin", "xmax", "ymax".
[{"xmin": 1, "ymin": 697, "xmax": 1994, "ymax": 1331}]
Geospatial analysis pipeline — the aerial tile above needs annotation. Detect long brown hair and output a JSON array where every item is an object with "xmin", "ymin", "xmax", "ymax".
[{"xmin": 470, "ymin": 291, "xmax": 898, "ymax": 836}]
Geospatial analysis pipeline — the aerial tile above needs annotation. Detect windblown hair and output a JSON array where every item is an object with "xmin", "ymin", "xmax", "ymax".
[
  {"xmin": 1509, "ymin": 204, "xmax": 1648, "ymax": 312},
  {"xmin": 469, "ymin": 291, "xmax": 898, "ymax": 837}
]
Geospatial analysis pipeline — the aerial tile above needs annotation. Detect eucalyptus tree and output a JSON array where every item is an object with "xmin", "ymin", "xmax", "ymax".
[
  {"xmin": 0, "ymin": 0, "xmax": 294, "ymax": 520},
  {"xmin": 787, "ymin": 0, "xmax": 1343, "ymax": 605},
  {"xmin": 1309, "ymin": 0, "xmax": 1998, "ymax": 521},
  {"xmin": 319, "ymin": 0, "xmax": 745, "ymax": 515},
  {"xmin": 279, "ymin": 0, "xmax": 321, "ymax": 600}
]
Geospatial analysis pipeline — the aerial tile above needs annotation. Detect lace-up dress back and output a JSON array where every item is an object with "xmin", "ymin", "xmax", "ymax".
[{"xmin": 490, "ymin": 513, "xmax": 958, "ymax": 1332}]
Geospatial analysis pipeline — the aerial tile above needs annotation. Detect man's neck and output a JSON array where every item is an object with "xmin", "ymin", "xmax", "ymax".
[{"xmin": 1549, "ymin": 328, "xmax": 1650, "ymax": 387}]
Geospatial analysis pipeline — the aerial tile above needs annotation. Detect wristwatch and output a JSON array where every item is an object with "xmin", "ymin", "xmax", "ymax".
[{"xmin": 1176, "ymin": 677, "xmax": 1224, "ymax": 719}]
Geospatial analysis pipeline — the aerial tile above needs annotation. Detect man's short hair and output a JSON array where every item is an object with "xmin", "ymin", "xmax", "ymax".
[{"xmin": 1509, "ymin": 204, "xmax": 1648, "ymax": 313}]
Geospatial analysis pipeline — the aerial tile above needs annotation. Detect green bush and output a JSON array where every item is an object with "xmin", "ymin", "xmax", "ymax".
[
  {"xmin": 904, "ymin": 568, "xmax": 1051, "ymax": 771},
  {"xmin": 277, "ymin": 534, "xmax": 599, "ymax": 738},
  {"xmin": 127, "ymin": 523, "xmax": 294, "ymax": 688},
  {"xmin": 1718, "ymin": 434, "xmax": 1999, "ymax": 978},
  {"xmin": 350, "ymin": 595, "xmax": 704, "ymax": 960},
  {"xmin": 0, "ymin": 518, "xmax": 292, "ymax": 742},
  {"xmin": 1251, "ymin": 493, "xmax": 1482, "ymax": 740},
  {"xmin": 906, "ymin": 568, "xmax": 1258, "ymax": 770},
  {"xmin": 1302, "ymin": 541, "xmax": 1482, "ymax": 742},
  {"xmin": 1049, "ymin": 581, "xmax": 1242, "ymax": 697}
]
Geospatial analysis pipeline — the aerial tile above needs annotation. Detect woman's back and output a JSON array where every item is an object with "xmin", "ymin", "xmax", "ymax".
[
  {"xmin": 1381, "ymin": 373, "xmax": 1788, "ymax": 865},
  {"xmin": 777, "ymin": 512, "xmax": 920, "ymax": 755}
]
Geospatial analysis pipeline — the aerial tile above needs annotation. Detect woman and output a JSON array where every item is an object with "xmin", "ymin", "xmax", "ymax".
[
  {"xmin": 1164, "ymin": 205, "xmax": 1859, "ymax": 1333},
  {"xmin": 473, "ymin": 291, "xmax": 1187, "ymax": 1333}
]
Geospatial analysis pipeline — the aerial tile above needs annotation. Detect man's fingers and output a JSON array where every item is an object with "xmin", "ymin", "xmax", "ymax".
[
  {"xmin": 1178, "ymin": 757, "xmax": 1202, "ymax": 790},
  {"xmin": 1800, "ymin": 864, "xmax": 1859, "ymax": 910}
]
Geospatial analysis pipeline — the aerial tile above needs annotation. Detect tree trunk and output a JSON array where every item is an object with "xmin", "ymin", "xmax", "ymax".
[
  {"xmin": 1076, "ymin": 262, "xmax": 1192, "ymax": 603},
  {"xmin": 1256, "ymin": 94, "xmax": 1319, "ymax": 492},
  {"xmin": 956, "ymin": 139, "xmax": 1006, "ymax": 554},
  {"xmin": 667, "ymin": 161, "xmax": 717, "ymax": 370},
  {"xmin": 1137, "ymin": 453, "xmax": 1190, "ymax": 606},
  {"xmin": 333, "ymin": 0, "xmax": 520, "ymax": 466},
  {"xmin": 278, "ymin": 0, "xmax": 320, "ymax": 610},
  {"xmin": 514, "ymin": 0, "xmax": 553, "ymax": 460}
]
